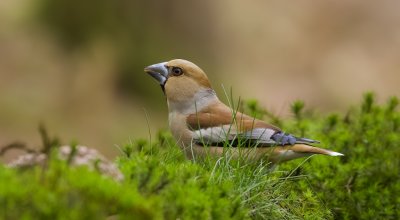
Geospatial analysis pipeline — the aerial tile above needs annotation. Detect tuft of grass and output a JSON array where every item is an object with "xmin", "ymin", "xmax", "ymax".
[{"xmin": 117, "ymin": 131, "xmax": 331, "ymax": 219}]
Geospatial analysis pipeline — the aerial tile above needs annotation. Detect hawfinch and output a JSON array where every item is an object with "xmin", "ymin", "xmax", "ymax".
[{"xmin": 145, "ymin": 59, "xmax": 343, "ymax": 163}]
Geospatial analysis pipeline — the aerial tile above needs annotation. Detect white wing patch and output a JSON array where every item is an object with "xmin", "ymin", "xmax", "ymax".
[
  {"xmin": 192, "ymin": 126, "xmax": 277, "ymax": 146},
  {"xmin": 193, "ymin": 125, "xmax": 236, "ymax": 144},
  {"xmin": 239, "ymin": 128, "xmax": 276, "ymax": 144}
]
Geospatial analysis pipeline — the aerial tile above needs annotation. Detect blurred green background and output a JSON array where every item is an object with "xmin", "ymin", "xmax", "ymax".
[{"xmin": 1, "ymin": 0, "xmax": 399, "ymax": 159}]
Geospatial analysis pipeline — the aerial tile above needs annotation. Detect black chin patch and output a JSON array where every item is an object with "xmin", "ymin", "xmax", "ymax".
[
  {"xmin": 160, "ymin": 84, "xmax": 166, "ymax": 94},
  {"xmin": 160, "ymin": 77, "xmax": 168, "ymax": 95}
]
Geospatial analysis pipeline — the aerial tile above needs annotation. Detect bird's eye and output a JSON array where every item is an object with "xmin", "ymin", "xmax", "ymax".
[{"xmin": 171, "ymin": 67, "xmax": 183, "ymax": 76}]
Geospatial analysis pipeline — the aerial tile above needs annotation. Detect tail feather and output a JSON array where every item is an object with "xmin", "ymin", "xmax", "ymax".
[{"xmin": 290, "ymin": 144, "xmax": 344, "ymax": 156}]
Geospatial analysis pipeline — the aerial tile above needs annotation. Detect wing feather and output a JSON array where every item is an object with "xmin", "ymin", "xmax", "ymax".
[{"xmin": 187, "ymin": 102, "xmax": 320, "ymax": 147}]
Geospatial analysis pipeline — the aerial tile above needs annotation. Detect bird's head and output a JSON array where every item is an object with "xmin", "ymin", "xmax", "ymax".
[{"xmin": 145, "ymin": 59, "xmax": 217, "ymax": 113}]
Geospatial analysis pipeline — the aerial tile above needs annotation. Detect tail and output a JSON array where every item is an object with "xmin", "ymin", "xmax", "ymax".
[
  {"xmin": 289, "ymin": 144, "xmax": 344, "ymax": 156},
  {"xmin": 269, "ymin": 144, "xmax": 344, "ymax": 163}
]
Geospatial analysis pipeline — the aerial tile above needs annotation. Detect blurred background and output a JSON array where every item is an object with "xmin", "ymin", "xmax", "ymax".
[{"xmin": 1, "ymin": 0, "xmax": 399, "ymax": 160}]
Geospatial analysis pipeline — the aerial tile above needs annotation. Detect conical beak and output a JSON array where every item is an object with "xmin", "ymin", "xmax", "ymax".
[{"xmin": 144, "ymin": 62, "xmax": 168, "ymax": 86}]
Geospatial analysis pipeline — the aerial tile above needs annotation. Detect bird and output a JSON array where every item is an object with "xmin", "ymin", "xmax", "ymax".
[{"xmin": 144, "ymin": 59, "xmax": 343, "ymax": 163}]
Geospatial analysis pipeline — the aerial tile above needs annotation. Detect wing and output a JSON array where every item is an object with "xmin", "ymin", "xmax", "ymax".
[{"xmin": 186, "ymin": 104, "xmax": 319, "ymax": 147}]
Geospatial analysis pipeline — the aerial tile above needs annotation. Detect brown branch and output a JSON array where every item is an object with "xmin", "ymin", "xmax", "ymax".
[{"xmin": 0, "ymin": 142, "xmax": 36, "ymax": 156}]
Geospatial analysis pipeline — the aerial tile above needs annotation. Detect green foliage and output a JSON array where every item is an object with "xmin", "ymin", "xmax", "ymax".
[
  {"xmin": 278, "ymin": 93, "xmax": 400, "ymax": 219},
  {"xmin": 203, "ymin": 158, "xmax": 331, "ymax": 219},
  {"xmin": 2, "ymin": 93, "xmax": 399, "ymax": 219},
  {"xmin": 117, "ymin": 138, "xmax": 246, "ymax": 219},
  {"xmin": 1, "ymin": 133, "xmax": 330, "ymax": 219},
  {"xmin": 0, "ymin": 156, "xmax": 153, "ymax": 219},
  {"xmin": 117, "ymin": 133, "xmax": 330, "ymax": 219}
]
